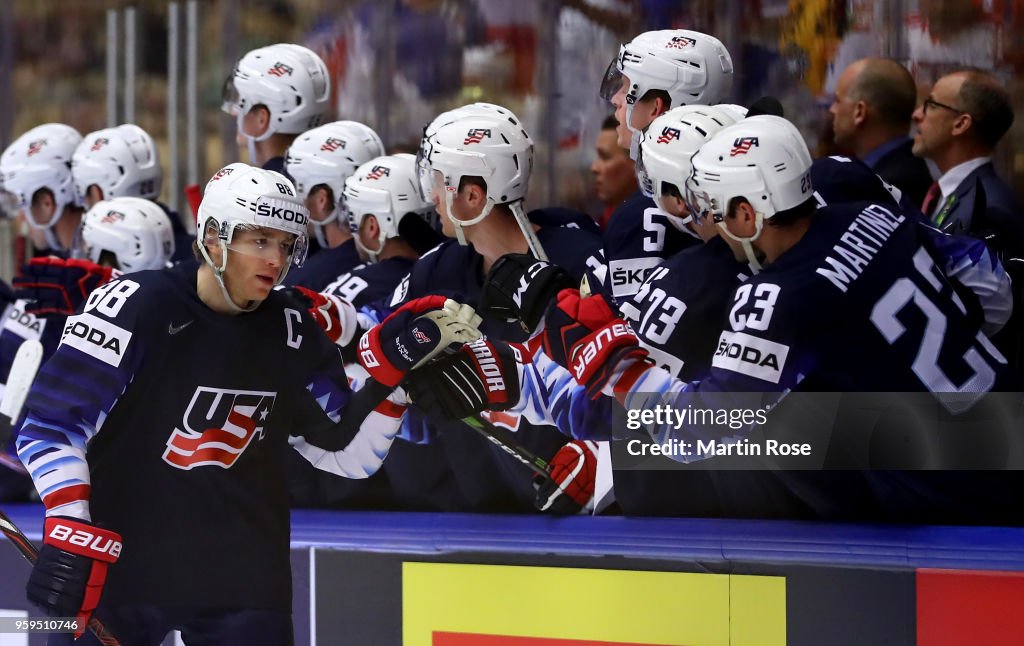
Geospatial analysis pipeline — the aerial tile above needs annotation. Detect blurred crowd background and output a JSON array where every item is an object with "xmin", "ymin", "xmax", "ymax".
[{"xmin": 0, "ymin": 0, "xmax": 1022, "ymax": 279}]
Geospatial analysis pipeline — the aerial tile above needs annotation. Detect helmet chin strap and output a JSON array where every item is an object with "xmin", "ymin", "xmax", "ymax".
[
  {"xmin": 199, "ymin": 241, "xmax": 260, "ymax": 313},
  {"xmin": 237, "ymin": 111, "xmax": 275, "ymax": 166},
  {"xmin": 717, "ymin": 211, "xmax": 765, "ymax": 274},
  {"xmin": 311, "ymin": 205, "xmax": 343, "ymax": 248},
  {"xmin": 445, "ymin": 189, "xmax": 495, "ymax": 247}
]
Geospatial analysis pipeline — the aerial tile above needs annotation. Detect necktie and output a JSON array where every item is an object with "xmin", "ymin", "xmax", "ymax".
[{"xmin": 921, "ymin": 181, "xmax": 941, "ymax": 218}]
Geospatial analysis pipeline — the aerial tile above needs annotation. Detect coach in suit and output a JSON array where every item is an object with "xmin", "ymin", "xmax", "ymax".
[
  {"xmin": 830, "ymin": 58, "xmax": 934, "ymax": 208},
  {"xmin": 912, "ymin": 69, "xmax": 1023, "ymax": 258}
]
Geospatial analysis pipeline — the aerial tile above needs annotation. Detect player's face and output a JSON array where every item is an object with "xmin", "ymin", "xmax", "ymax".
[
  {"xmin": 84, "ymin": 185, "xmax": 104, "ymax": 210},
  {"xmin": 912, "ymin": 74, "xmax": 967, "ymax": 160},
  {"xmin": 591, "ymin": 129, "xmax": 637, "ymax": 204},
  {"xmin": 305, "ymin": 185, "xmax": 334, "ymax": 222},
  {"xmin": 829, "ymin": 65, "xmax": 859, "ymax": 150},
  {"xmin": 224, "ymin": 227, "xmax": 296, "ymax": 301},
  {"xmin": 611, "ymin": 76, "xmax": 633, "ymax": 149}
]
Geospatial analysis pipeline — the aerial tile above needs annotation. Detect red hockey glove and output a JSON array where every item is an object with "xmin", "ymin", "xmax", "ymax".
[
  {"xmin": 13, "ymin": 258, "xmax": 118, "ymax": 316},
  {"xmin": 542, "ymin": 289, "xmax": 648, "ymax": 397},
  {"xmin": 405, "ymin": 338, "xmax": 524, "ymax": 420},
  {"xmin": 534, "ymin": 440, "xmax": 598, "ymax": 514},
  {"xmin": 358, "ymin": 296, "xmax": 482, "ymax": 387},
  {"xmin": 27, "ymin": 517, "xmax": 121, "ymax": 638},
  {"xmin": 293, "ymin": 286, "xmax": 347, "ymax": 344}
]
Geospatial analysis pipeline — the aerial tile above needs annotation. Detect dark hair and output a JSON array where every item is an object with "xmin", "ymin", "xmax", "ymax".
[
  {"xmin": 767, "ymin": 196, "xmax": 816, "ymax": 227},
  {"xmin": 601, "ymin": 114, "xmax": 619, "ymax": 130},
  {"xmin": 30, "ymin": 187, "xmax": 54, "ymax": 207},
  {"xmin": 639, "ymin": 89, "xmax": 672, "ymax": 110},
  {"xmin": 310, "ymin": 183, "xmax": 335, "ymax": 213},
  {"xmin": 850, "ymin": 59, "xmax": 917, "ymax": 129},
  {"xmin": 956, "ymin": 70, "xmax": 1015, "ymax": 148},
  {"xmin": 458, "ymin": 175, "xmax": 487, "ymax": 194}
]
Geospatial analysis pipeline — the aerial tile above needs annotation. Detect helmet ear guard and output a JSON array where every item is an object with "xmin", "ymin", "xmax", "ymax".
[
  {"xmin": 222, "ymin": 43, "xmax": 331, "ymax": 139},
  {"xmin": 0, "ymin": 123, "xmax": 83, "ymax": 242},
  {"xmin": 72, "ymin": 124, "xmax": 163, "ymax": 204},
  {"xmin": 81, "ymin": 196, "xmax": 175, "ymax": 272},
  {"xmin": 344, "ymin": 153, "xmax": 433, "ymax": 263},
  {"xmin": 685, "ymin": 115, "xmax": 814, "ymax": 270}
]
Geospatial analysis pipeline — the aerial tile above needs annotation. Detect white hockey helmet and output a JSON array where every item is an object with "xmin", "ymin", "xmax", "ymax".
[
  {"xmin": 81, "ymin": 196, "xmax": 175, "ymax": 272},
  {"xmin": 636, "ymin": 104, "xmax": 740, "ymax": 208},
  {"xmin": 416, "ymin": 102, "xmax": 523, "ymax": 201},
  {"xmin": 0, "ymin": 123, "xmax": 82, "ymax": 229},
  {"xmin": 197, "ymin": 163, "xmax": 310, "ymax": 297},
  {"xmin": 73, "ymin": 124, "xmax": 163, "ymax": 205},
  {"xmin": 345, "ymin": 153, "xmax": 433, "ymax": 263},
  {"xmin": 600, "ymin": 30, "xmax": 734, "ymax": 110},
  {"xmin": 222, "ymin": 43, "xmax": 331, "ymax": 140},
  {"xmin": 684, "ymin": 115, "xmax": 813, "ymax": 268},
  {"xmin": 285, "ymin": 120, "xmax": 385, "ymax": 203},
  {"xmin": 419, "ymin": 112, "xmax": 546, "ymax": 258}
]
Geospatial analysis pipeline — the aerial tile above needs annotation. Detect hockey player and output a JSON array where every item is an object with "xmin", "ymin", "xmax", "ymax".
[
  {"xmin": 15, "ymin": 164, "xmax": 477, "ymax": 643},
  {"xmin": 0, "ymin": 197, "xmax": 176, "ymax": 502},
  {"xmin": 287, "ymin": 153, "xmax": 441, "ymax": 510},
  {"xmin": 536, "ymin": 115, "xmax": 1018, "ymax": 521},
  {"xmin": 281, "ymin": 120, "xmax": 386, "ymax": 290},
  {"xmin": 373, "ymin": 107, "xmax": 603, "ymax": 512},
  {"xmin": 72, "ymin": 124, "xmax": 194, "ymax": 262},
  {"xmin": 0, "ymin": 124, "xmax": 84, "ymax": 255},
  {"xmin": 597, "ymin": 29, "xmax": 734, "ymax": 302},
  {"xmin": 222, "ymin": 43, "xmax": 331, "ymax": 175}
]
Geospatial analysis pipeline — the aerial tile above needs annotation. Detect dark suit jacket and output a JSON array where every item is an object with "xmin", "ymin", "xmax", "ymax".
[
  {"xmin": 871, "ymin": 139, "xmax": 934, "ymax": 209},
  {"xmin": 932, "ymin": 161, "xmax": 1024, "ymax": 259}
]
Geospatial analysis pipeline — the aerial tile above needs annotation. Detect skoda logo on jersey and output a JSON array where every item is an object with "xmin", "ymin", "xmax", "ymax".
[
  {"xmin": 60, "ymin": 312, "xmax": 131, "ymax": 368},
  {"xmin": 666, "ymin": 35, "xmax": 696, "ymax": 49},
  {"xmin": 89, "ymin": 137, "xmax": 110, "ymax": 152},
  {"xmin": 26, "ymin": 139, "xmax": 46, "ymax": 156},
  {"xmin": 320, "ymin": 136, "xmax": 347, "ymax": 153},
  {"xmin": 163, "ymin": 387, "xmax": 277, "ymax": 470},
  {"xmin": 463, "ymin": 128, "xmax": 492, "ymax": 145},
  {"xmin": 657, "ymin": 127, "xmax": 681, "ymax": 144},
  {"xmin": 266, "ymin": 61, "xmax": 294, "ymax": 77},
  {"xmin": 730, "ymin": 137, "xmax": 760, "ymax": 157},
  {"xmin": 365, "ymin": 165, "xmax": 391, "ymax": 181}
]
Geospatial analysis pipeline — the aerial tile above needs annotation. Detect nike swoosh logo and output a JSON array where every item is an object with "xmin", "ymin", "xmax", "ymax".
[{"xmin": 168, "ymin": 320, "xmax": 194, "ymax": 335}]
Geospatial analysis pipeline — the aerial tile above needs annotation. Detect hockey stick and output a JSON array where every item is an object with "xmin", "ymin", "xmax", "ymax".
[
  {"xmin": 0, "ymin": 508, "xmax": 122, "ymax": 646},
  {"xmin": 460, "ymin": 414, "xmax": 555, "ymax": 483},
  {"xmin": 0, "ymin": 340, "xmax": 44, "ymax": 473}
]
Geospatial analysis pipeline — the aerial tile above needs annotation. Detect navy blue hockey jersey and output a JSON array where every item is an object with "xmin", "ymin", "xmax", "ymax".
[
  {"xmin": 602, "ymin": 191, "xmax": 699, "ymax": 303},
  {"xmin": 15, "ymin": 263, "xmax": 398, "ymax": 611},
  {"xmin": 382, "ymin": 208, "xmax": 604, "ymax": 511},
  {"xmin": 281, "ymin": 238, "xmax": 361, "ymax": 292}
]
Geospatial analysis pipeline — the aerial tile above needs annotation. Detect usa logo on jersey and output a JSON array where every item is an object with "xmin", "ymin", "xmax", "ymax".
[
  {"xmin": 162, "ymin": 387, "xmax": 277, "ymax": 470},
  {"xmin": 730, "ymin": 137, "xmax": 759, "ymax": 156},
  {"xmin": 657, "ymin": 127, "xmax": 681, "ymax": 144},
  {"xmin": 464, "ymin": 128, "xmax": 491, "ymax": 145},
  {"xmin": 365, "ymin": 165, "xmax": 391, "ymax": 180},
  {"xmin": 267, "ymin": 61, "xmax": 294, "ymax": 77},
  {"xmin": 320, "ymin": 136, "xmax": 346, "ymax": 153}
]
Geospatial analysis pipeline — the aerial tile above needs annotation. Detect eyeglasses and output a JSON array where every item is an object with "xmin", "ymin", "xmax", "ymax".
[{"xmin": 922, "ymin": 98, "xmax": 966, "ymax": 116}]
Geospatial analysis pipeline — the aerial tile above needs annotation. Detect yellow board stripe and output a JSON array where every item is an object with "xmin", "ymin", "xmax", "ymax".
[{"xmin": 403, "ymin": 562, "xmax": 785, "ymax": 646}]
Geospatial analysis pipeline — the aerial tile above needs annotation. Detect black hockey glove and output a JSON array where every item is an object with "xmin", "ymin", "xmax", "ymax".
[
  {"xmin": 28, "ymin": 517, "xmax": 121, "ymax": 638},
  {"xmin": 478, "ymin": 253, "xmax": 573, "ymax": 332},
  {"xmin": 406, "ymin": 338, "xmax": 523, "ymax": 420}
]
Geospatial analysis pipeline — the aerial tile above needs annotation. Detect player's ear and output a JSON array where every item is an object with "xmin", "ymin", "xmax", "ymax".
[{"xmin": 246, "ymin": 104, "xmax": 272, "ymax": 138}]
